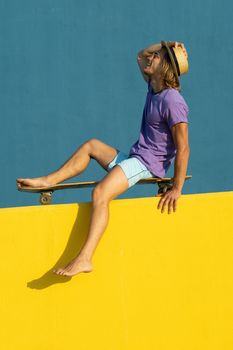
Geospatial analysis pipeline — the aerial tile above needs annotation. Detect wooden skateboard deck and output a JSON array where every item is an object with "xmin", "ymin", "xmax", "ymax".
[{"xmin": 17, "ymin": 175, "xmax": 192, "ymax": 205}]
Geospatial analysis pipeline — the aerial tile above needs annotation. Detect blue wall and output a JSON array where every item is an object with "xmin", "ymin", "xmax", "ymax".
[{"xmin": 1, "ymin": 0, "xmax": 232, "ymax": 208}]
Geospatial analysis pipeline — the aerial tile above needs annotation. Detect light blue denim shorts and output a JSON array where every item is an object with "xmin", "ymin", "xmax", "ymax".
[{"xmin": 107, "ymin": 150, "xmax": 154, "ymax": 188}]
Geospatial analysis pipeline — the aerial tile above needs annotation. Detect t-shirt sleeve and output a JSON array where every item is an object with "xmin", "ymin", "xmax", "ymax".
[{"xmin": 163, "ymin": 98, "xmax": 189, "ymax": 129}]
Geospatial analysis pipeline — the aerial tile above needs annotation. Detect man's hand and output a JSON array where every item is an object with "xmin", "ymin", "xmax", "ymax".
[
  {"xmin": 156, "ymin": 187, "xmax": 181, "ymax": 214},
  {"xmin": 166, "ymin": 41, "xmax": 188, "ymax": 60}
]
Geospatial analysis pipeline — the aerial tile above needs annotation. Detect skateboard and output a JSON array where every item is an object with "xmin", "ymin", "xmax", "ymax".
[{"xmin": 17, "ymin": 175, "xmax": 192, "ymax": 205}]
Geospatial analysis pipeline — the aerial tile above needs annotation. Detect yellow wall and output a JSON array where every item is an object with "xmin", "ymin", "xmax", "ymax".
[{"xmin": 1, "ymin": 192, "xmax": 233, "ymax": 349}]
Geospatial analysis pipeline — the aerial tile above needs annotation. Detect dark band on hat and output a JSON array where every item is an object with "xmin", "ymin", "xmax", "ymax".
[{"xmin": 160, "ymin": 41, "xmax": 180, "ymax": 83}]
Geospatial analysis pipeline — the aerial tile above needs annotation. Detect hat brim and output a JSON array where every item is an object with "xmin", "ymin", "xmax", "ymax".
[{"xmin": 161, "ymin": 41, "xmax": 180, "ymax": 85}]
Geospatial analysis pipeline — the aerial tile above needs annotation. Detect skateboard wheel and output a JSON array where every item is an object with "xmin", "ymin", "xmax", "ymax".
[
  {"xmin": 157, "ymin": 182, "xmax": 173, "ymax": 194},
  {"xmin": 158, "ymin": 184, "xmax": 168, "ymax": 194},
  {"xmin": 40, "ymin": 192, "xmax": 52, "ymax": 205}
]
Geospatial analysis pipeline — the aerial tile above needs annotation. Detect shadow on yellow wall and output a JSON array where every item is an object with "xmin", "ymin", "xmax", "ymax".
[
  {"xmin": 1, "ymin": 192, "xmax": 233, "ymax": 349},
  {"xmin": 27, "ymin": 204, "xmax": 91, "ymax": 289}
]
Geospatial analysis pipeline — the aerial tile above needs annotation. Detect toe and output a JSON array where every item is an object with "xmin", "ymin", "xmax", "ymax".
[
  {"xmin": 63, "ymin": 271, "xmax": 73, "ymax": 277},
  {"xmin": 62, "ymin": 271, "xmax": 71, "ymax": 277}
]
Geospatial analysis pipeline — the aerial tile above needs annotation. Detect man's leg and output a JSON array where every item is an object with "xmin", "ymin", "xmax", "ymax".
[
  {"xmin": 54, "ymin": 164, "xmax": 129, "ymax": 277},
  {"xmin": 16, "ymin": 138, "xmax": 118, "ymax": 188}
]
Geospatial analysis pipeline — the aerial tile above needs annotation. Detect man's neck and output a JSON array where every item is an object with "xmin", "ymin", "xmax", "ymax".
[{"xmin": 150, "ymin": 77, "xmax": 164, "ymax": 93}]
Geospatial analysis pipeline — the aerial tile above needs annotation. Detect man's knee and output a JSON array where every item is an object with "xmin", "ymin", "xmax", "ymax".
[
  {"xmin": 86, "ymin": 138, "xmax": 101, "ymax": 154},
  {"xmin": 92, "ymin": 185, "xmax": 110, "ymax": 205}
]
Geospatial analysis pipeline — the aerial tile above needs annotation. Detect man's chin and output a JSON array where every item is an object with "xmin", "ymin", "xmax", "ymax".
[{"xmin": 143, "ymin": 70, "xmax": 151, "ymax": 77}]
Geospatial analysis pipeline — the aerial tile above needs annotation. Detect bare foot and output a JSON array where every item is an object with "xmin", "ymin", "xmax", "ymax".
[
  {"xmin": 53, "ymin": 257, "xmax": 93, "ymax": 277},
  {"xmin": 16, "ymin": 176, "xmax": 54, "ymax": 189}
]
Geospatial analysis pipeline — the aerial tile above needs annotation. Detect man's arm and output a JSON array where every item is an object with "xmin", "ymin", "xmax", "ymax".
[
  {"xmin": 171, "ymin": 122, "xmax": 190, "ymax": 192},
  {"xmin": 157, "ymin": 122, "xmax": 190, "ymax": 214},
  {"xmin": 138, "ymin": 42, "xmax": 162, "ymax": 58},
  {"xmin": 137, "ymin": 42, "xmax": 162, "ymax": 82}
]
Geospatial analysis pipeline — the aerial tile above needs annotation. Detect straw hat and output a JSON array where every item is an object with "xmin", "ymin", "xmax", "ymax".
[{"xmin": 160, "ymin": 40, "xmax": 189, "ymax": 85}]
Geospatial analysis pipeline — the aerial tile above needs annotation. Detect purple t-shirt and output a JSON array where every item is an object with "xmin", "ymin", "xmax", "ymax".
[{"xmin": 129, "ymin": 80, "xmax": 189, "ymax": 177}]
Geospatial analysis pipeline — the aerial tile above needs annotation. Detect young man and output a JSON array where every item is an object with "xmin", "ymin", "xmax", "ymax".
[{"xmin": 17, "ymin": 41, "xmax": 190, "ymax": 277}]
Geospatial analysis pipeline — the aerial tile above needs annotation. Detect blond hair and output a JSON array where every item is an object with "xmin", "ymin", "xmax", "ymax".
[{"xmin": 159, "ymin": 47, "xmax": 180, "ymax": 91}]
